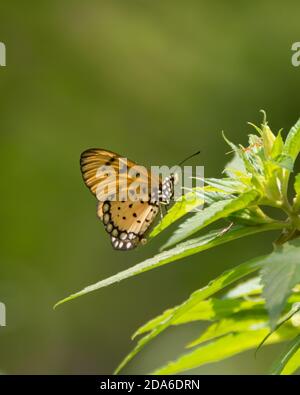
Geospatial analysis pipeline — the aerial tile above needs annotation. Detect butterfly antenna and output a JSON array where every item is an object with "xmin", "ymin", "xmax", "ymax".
[{"xmin": 178, "ymin": 150, "xmax": 201, "ymax": 166}]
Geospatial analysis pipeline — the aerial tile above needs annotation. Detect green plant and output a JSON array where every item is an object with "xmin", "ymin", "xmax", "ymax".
[{"xmin": 55, "ymin": 113, "xmax": 300, "ymax": 374}]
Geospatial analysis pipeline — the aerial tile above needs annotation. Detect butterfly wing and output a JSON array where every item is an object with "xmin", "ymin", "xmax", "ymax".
[
  {"xmin": 98, "ymin": 200, "xmax": 159, "ymax": 250},
  {"xmin": 80, "ymin": 149, "xmax": 161, "ymax": 250},
  {"xmin": 80, "ymin": 149, "xmax": 157, "ymax": 197}
]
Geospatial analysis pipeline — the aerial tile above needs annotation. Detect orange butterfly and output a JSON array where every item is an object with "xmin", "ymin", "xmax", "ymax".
[{"xmin": 80, "ymin": 149, "xmax": 176, "ymax": 250}]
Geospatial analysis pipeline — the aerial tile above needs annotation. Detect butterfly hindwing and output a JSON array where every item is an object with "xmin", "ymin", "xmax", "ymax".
[{"xmin": 98, "ymin": 200, "xmax": 159, "ymax": 250}]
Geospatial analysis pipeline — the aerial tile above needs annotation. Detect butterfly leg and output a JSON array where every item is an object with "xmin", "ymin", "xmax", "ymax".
[
  {"xmin": 158, "ymin": 203, "xmax": 164, "ymax": 220},
  {"xmin": 217, "ymin": 222, "xmax": 234, "ymax": 237}
]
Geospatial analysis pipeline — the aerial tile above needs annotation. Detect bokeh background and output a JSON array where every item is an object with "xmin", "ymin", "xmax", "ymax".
[{"xmin": 1, "ymin": 0, "xmax": 300, "ymax": 374}]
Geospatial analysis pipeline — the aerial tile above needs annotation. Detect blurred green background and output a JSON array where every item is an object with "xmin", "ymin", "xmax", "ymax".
[{"xmin": 1, "ymin": 0, "xmax": 300, "ymax": 374}]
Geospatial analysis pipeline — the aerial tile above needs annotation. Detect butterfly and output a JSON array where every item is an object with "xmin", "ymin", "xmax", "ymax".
[{"xmin": 80, "ymin": 149, "xmax": 176, "ymax": 250}]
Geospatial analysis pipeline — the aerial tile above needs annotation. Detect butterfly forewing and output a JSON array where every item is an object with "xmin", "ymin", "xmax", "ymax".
[{"xmin": 80, "ymin": 149, "xmax": 157, "ymax": 197}]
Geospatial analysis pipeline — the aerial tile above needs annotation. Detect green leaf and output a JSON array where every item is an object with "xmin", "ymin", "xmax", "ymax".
[
  {"xmin": 255, "ymin": 297, "xmax": 300, "ymax": 355},
  {"xmin": 222, "ymin": 131, "xmax": 239, "ymax": 152},
  {"xmin": 203, "ymin": 191, "xmax": 232, "ymax": 205},
  {"xmin": 280, "ymin": 347, "xmax": 300, "ymax": 375},
  {"xmin": 150, "ymin": 186, "xmax": 233, "ymax": 239},
  {"xmin": 224, "ymin": 277, "xmax": 262, "ymax": 299},
  {"xmin": 271, "ymin": 333, "xmax": 300, "ymax": 375},
  {"xmin": 271, "ymin": 131, "xmax": 284, "ymax": 159},
  {"xmin": 162, "ymin": 190, "xmax": 259, "ymax": 249},
  {"xmin": 222, "ymin": 131, "xmax": 264, "ymax": 184},
  {"xmin": 293, "ymin": 173, "xmax": 300, "ymax": 210},
  {"xmin": 273, "ymin": 154, "xmax": 294, "ymax": 171},
  {"xmin": 187, "ymin": 312, "xmax": 269, "ymax": 348},
  {"xmin": 153, "ymin": 327, "xmax": 295, "ymax": 375},
  {"xmin": 229, "ymin": 207, "xmax": 273, "ymax": 226},
  {"xmin": 149, "ymin": 191, "xmax": 204, "ymax": 238},
  {"xmin": 54, "ymin": 223, "xmax": 283, "ymax": 309},
  {"xmin": 283, "ymin": 118, "xmax": 300, "ymax": 162},
  {"xmin": 133, "ymin": 298, "xmax": 264, "ymax": 339},
  {"xmin": 260, "ymin": 121, "xmax": 276, "ymax": 158},
  {"xmin": 261, "ymin": 239, "xmax": 300, "ymax": 329},
  {"xmin": 133, "ymin": 291, "xmax": 300, "ymax": 341},
  {"xmin": 224, "ymin": 152, "xmax": 247, "ymax": 177},
  {"xmin": 275, "ymin": 118, "xmax": 300, "ymax": 197},
  {"xmin": 114, "ymin": 252, "xmax": 269, "ymax": 373},
  {"xmin": 294, "ymin": 173, "xmax": 300, "ymax": 195},
  {"xmin": 204, "ymin": 178, "xmax": 247, "ymax": 193}
]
